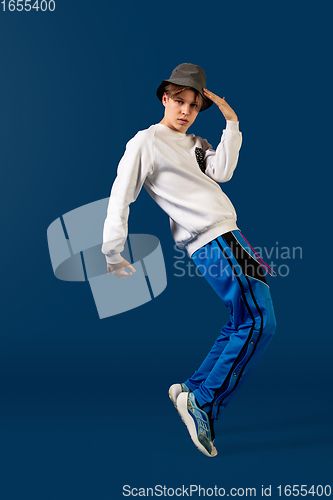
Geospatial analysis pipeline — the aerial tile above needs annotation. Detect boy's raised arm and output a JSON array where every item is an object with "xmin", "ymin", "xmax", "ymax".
[{"xmin": 201, "ymin": 89, "xmax": 242, "ymax": 183}]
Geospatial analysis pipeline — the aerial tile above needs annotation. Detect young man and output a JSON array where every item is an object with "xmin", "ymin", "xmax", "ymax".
[{"xmin": 102, "ymin": 63, "xmax": 277, "ymax": 458}]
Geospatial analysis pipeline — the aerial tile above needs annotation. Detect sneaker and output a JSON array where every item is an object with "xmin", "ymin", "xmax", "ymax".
[
  {"xmin": 177, "ymin": 392, "xmax": 217, "ymax": 458},
  {"xmin": 168, "ymin": 383, "xmax": 190, "ymax": 408}
]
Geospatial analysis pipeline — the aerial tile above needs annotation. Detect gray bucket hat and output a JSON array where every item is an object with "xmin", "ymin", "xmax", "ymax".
[{"xmin": 156, "ymin": 63, "xmax": 213, "ymax": 112}]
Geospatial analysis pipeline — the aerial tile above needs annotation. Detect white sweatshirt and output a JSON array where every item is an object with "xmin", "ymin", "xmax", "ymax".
[{"xmin": 102, "ymin": 121, "xmax": 242, "ymax": 264}]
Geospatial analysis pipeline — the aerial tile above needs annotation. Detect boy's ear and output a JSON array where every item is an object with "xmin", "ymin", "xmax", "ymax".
[{"xmin": 162, "ymin": 92, "xmax": 168, "ymax": 107}]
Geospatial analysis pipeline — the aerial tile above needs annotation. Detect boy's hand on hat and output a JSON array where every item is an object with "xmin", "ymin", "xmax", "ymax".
[
  {"xmin": 107, "ymin": 259, "xmax": 136, "ymax": 279},
  {"xmin": 203, "ymin": 88, "xmax": 238, "ymax": 122}
]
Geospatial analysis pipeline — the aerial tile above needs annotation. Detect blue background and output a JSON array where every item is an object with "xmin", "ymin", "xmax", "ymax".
[{"xmin": 0, "ymin": 0, "xmax": 332, "ymax": 498}]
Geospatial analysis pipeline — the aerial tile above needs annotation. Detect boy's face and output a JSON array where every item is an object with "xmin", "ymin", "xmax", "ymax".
[{"xmin": 160, "ymin": 89, "xmax": 200, "ymax": 134}]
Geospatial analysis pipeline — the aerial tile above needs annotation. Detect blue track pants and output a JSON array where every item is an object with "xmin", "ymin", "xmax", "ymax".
[{"xmin": 184, "ymin": 230, "xmax": 277, "ymax": 421}]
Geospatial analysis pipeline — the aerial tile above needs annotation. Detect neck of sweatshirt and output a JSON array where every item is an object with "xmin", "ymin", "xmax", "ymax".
[{"xmin": 156, "ymin": 123, "xmax": 195, "ymax": 139}]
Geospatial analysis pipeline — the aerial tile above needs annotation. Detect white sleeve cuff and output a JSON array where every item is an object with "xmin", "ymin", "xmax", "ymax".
[
  {"xmin": 226, "ymin": 120, "xmax": 240, "ymax": 132},
  {"xmin": 105, "ymin": 254, "xmax": 124, "ymax": 265}
]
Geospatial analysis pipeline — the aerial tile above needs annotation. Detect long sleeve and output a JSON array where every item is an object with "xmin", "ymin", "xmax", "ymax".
[
  {"xmin": 203, "ymin": 120, "xmax": 242, "ymax": 183},
  {"xmin": 101, "ymin": 131, "xmax": 154, "ymax": 264}
]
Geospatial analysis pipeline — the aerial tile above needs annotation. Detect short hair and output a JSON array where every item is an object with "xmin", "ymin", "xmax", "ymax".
[{"xmin": 163, "ymin": 83, "xmax": 205, "ymax": 111}]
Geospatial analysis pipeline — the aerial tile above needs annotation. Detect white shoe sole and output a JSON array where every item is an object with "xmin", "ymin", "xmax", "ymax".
[
  {"xmin": 177, "ymin": 392, "xmax": 218, "ymax": 458},
  {"xmin": 168, "ymin": 384, "xmax": 182, "ymax": 407}
]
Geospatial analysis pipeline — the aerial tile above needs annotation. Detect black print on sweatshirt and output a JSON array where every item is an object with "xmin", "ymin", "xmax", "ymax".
[{"xmin": 195, "ymin": 147, "xmax": 206, "ymax": 173}]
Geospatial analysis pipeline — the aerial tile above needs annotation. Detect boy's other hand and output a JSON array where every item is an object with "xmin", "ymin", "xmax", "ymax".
[
  {"xmin": 107, "ymin": 259, "xmax": 136, "ymax": 279},
  {"xmin": 203, "ymin": 88, "xmax": 238, "ymax": 122}
]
